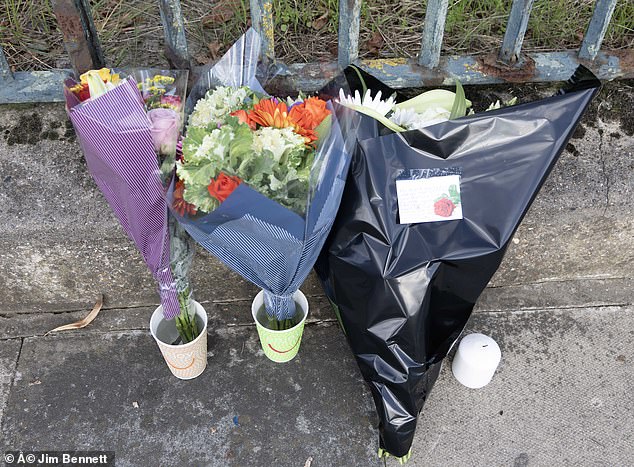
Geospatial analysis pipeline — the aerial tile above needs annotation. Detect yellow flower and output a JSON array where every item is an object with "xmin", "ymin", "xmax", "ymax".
[
  {"xmin": 79, "ymin": 68, "xmax": 120, "ymax": 85},
  {"xmin": 154, "ymin": 75, "xmax": 175, "ymax": 85}
]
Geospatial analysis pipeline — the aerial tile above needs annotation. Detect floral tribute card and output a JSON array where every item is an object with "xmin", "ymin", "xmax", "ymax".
[{"xmin": 396, "ymin": 168, "xmax": 463, "ymax": 224}]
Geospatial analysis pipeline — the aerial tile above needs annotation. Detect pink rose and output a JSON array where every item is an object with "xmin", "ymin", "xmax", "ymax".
[{"xmin": 148, "ymin": 108, "xmax": 180, "ymax": 155}]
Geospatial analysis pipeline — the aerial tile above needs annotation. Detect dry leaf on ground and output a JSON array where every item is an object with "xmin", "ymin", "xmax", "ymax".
[{"xmin": 45, "ymin": 295, "xmax": 103, "ymax": 335}]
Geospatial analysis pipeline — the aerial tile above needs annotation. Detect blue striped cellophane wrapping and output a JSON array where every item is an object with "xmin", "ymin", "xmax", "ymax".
[{"xmin": 171, "ymin": 29, "xmax": 353, "ymax": 320}]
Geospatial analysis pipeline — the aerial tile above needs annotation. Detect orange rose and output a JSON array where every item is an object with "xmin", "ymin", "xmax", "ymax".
[
  {"xmin": 288, "ymin": 97, "xmax": 330, "ymax": 146},
  {"xmin": 207, "ymin": 172, "xmax": 242, "ymax": 203},
  {"xmin": 302, "ymin": 97, "xmax": 330, "ymax": 127}
]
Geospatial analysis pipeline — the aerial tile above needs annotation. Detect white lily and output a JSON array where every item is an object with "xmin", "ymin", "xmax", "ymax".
[
  {"xmin": 390, "ymin": 107, "xmax": 451, "ymax": 130},
  {"xmin": 395, "ymin": 89, "xmax": 471, "ymax": 115}
]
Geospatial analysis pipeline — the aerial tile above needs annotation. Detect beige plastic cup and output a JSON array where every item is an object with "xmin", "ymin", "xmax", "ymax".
[
  {"xmin": 251, "ymin": 290, "xmax": 308, "ymax": 363},
  {"xmin": 150, "ymin": 300, "xmax": 208, "ymax": 379}
]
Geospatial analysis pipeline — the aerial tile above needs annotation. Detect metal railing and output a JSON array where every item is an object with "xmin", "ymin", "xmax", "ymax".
[{"xmin": 0, "ymin": 0, "xmax": 631, "ymax": 104}]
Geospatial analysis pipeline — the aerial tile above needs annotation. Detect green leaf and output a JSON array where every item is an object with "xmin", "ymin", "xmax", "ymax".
[
  {"xmin": 395, "ymin": 89, "xmax": 458, "ymax": 114},
  {"xmin": 182, "ymin": 126, "xmax": 208, "ymax": 157},
  {"xmin": 449, "ymin": 79, "xmax": 468, "ymax": 119},
  {"xmin": 314, "ymin": 114, "xmax": 332, "ymax": 146},
  {"xmin": 228, "ymin": 122, "xmax": 255, "ymax": 170},
  {"xmin": 349, "ymin": 65, "xmax": 368, "ymax": 96},
  {"xmin": 183, "ymin": 183, "xmax": 218, "ymax": 213}
]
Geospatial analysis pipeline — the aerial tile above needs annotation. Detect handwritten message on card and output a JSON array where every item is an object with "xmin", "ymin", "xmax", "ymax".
[{"xmin": 396, "ymin": 174, "xmax": 463, "ymax": 224}]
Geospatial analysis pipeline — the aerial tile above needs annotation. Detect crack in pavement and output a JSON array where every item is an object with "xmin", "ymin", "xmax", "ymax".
[{"xmin": 3, "ymin": 276, "xmax": 630, "ymax": 317}]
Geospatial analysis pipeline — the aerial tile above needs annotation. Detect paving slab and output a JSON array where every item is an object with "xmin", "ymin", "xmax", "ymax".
[
  {"xmin": 1, "ymin": 306, "xmax": 632, "ymax": 466},
  {"xmin": 0, "ymin": 295, "xmax": 339, "ymax": 340},
  {"xmin": 0, "ymin": 340, "xmax": 21, "ymax": 427},
  {"xmin": 411, "ymin": 306, "xmax": 634, "ymax": 467},
  {"xmin": 0, "ymin": 323, "xmax": 379, "ymax": 467}
]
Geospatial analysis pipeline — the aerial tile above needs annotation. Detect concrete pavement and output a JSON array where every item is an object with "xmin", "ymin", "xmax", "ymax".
[{"xmin": 0, "ymin": 79, "xmax": 632, "ymax": 466}]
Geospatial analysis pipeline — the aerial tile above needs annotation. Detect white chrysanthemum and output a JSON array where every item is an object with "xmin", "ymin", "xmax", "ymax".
[
  {"xmin": 337, "ymin": 88, "xmax": 396, "ymax": 117},
  {"xmin": 252, "ymin": 127, "xmax": 305, "ymax": 163},
  {"xmin": 189, "ymin": 86, "xmax": 250, "ymax": 127},
  {"xmin": 389, "ymin": 107, "xmax": 450, "ymax": 130}
]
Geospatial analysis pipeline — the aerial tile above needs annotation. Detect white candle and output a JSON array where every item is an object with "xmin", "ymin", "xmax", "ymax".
[{"xmin": 451, "ymin": 333, "xmax": 501, "ymax": 389}]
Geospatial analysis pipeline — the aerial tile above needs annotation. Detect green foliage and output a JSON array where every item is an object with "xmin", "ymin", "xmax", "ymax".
[
  {"xmin": 179, "ymin": 114, "xmax": 317, "ymax": 215},
  {"xmin": 448, "ymin": 184, "xmax": 461, "ymax": 206},
  {"xmin": 449, "ymin": 80, "xmax": 468, "ymax": 120},
  {"xmin": 175, "ymin": 289, "xmax": 200, "ymax": 344}
]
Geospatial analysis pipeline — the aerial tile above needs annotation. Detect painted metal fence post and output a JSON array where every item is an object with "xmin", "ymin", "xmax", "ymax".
[
  {"xmin": 419, "ymin": 0, "xmax": 449, "ymax": 69},
  {"xmin": 250, "ymin": 0, "xmax": 275, "ymax": 61},
  {"xmin": 158, "ymin": 0, "xmax": 191, "ymax": 69},
  {"xmin": 0, "ymin": 46, "xmax": 13, "ymax": 81},
  {"xmin": 1, "ymin": 0, "xmax": 633, "ymax": 104},
  {"xmin": 499, "ymin": 0, "xmax": 535, "ymax": 65},
  {"xmin": 579, "ymin": 0, "xmax": 618, "ymax": 60},
  {"xmin": 338, "ymin": 0, "xmax": 362, "ymax": 68},
  {"xmin": 51, "ymin": 0, "xmax": 105, "ymax": 75}
]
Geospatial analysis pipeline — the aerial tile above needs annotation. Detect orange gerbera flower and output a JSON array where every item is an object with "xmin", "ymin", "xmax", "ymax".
[
  {"xmin": 248, "ymin": 99, "xmax": 295, "ymax": 129},
  {"xmin": 289, "ymin": 97, "xmax": 330, "ymax": 130},
  {"xmin": 248, "ymin": 98, "xmax": 326, "ymax": 145}
]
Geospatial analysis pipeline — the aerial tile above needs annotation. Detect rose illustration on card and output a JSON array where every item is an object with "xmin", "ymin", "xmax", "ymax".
[
  {"xmin": 433, "ymin": 184, "xmax": 461, "ymax": 217},
  {"xmin": 396, "ymin": 172, "xmax": 464, "ymax": 224}
]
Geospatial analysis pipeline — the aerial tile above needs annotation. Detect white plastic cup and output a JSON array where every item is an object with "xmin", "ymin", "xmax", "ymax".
[
  {"xmin": 452, "ymin": 333, "xmax": 501, "ymax": 389},
  {"xmin": 150, "ymin": 300, "xmax": 208, "ymax": 379}
]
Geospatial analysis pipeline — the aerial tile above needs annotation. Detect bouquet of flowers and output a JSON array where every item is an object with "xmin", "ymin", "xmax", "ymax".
[
  {"xmin": 168, "ymin": 30, "xmax": 353, "ymax": 345},
  {"xmin": 64, "ymin": 67, "xmax": 200, "ymax": 344},
  {"xmin": 178, "ymin": 89, "xmax": 331, "ymax": 216},
  {"xmin": 315, "ymin": 65, "xmax": 601, "ymax": 461}
]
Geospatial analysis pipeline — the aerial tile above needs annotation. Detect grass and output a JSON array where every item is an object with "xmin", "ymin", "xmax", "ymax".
[{"xmin": 0, "ymin": 0, "xmax": 632, "ymax": 71}]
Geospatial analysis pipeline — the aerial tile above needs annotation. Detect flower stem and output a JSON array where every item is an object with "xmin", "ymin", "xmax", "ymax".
[{"xmin": 174, "ymin": 288, "xmax": 199, "ymax": 344}]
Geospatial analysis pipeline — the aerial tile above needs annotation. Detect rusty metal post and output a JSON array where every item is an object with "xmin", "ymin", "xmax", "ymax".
[
  {"xmin": 499, "ymin": 0, "xmax": 535, "ymax": 65},
  {"xmin": 158, "ymin": 0, "xmax": 191, "ymax": 69},
  {"xmin": 51, "ymin": 0, "xmax": 105, "ymax": 75}
]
